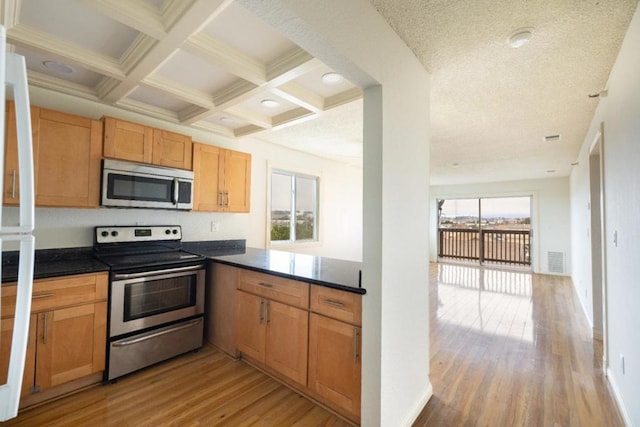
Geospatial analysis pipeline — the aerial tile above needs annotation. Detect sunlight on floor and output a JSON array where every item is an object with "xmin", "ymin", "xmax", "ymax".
[{"xmin": 433, "ymin": 263, "xmax": 534, "ymax": 342}]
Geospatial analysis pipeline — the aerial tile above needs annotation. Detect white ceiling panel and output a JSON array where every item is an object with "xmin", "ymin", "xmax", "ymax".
[
  {"xmin": 293, "ymin": 64, "xmax": 357, "ymax": 99},
  {"xmin": 127, "ymin": 86, "xmax": 192, "ymax": 112},
  {"xmin": 13, "ymin": 45, "xmax": 104, "ymax": 88},
  {"xmin": 19, "ymin": 0, "xmax": 140, "ymax": 59},
  {"xmin": 154, "ymin": 49, "xmax": 240, "ymax": 94},
  {"xmin": 145, "ymin": 0, "xmax": 168, "ymax": 12},
  {"xmin": 202, "ymin": 2, "xmax": 295, "ymax": 63}
]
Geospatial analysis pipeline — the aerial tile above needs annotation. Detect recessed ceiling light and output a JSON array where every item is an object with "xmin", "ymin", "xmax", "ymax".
[
  {"xmin": 508, "ymin": 28, "xmax": 533, "ymax": 48},
  {"xmin": 451, "ymin": 162, "xmax": 460, "ymax": 167},
  {"xmin": 260, "ymin": 99, "xmax": 280, "ymax": 108},
  {"xmin": 220, "ymin": 116, "xmax": 235, "ymax": 124},
  {"xmin": 321, "ymin": 72, "xmax": 343, "ymax": 85},
  {"xmin": 546, "ymin": 169, "xmax": 557, "ymax": 173},
  {"xmin": 43, "ymin": 60, "xmax": 74, "ymax": 74}
]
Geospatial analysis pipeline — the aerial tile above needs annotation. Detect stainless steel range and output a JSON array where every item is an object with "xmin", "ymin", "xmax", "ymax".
[{"xmin": 94, "ymin": 225, "xmax": 206, "ymax": 381}]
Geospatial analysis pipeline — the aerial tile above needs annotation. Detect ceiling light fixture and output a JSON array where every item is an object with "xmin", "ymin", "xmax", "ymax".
[
  {"xmin": 546, "ymin": 169, "xmax": 557, "ymax": 173},
  {"xmin": 508, "ymin": 28, "xmax": 533, "ymax": 48},
  {"xmin": 260, "ymin": 99, "xmax": 280, "ymax": 109},
  {"xmin": 43, "ymin": 60, "xmax": 74, "ymax": 74},
  {"xmin": 321, "ymin": 72, "xmax": 343, "ymax": 85}
]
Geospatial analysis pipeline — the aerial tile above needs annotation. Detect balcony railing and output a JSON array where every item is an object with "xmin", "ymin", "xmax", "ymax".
[{"xmin": 438, "ymin": 228, "xmax": 531, "ymax": 266}]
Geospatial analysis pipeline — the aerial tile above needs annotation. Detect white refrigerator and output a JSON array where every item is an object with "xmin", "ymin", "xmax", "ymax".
[{"xmin": 0, "ymin": 25, "xmax": 36, "ymax": 421}]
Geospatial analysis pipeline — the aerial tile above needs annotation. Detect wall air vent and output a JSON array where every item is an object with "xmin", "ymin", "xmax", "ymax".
[
  {"xmin": 548, "ymin": 251, "xmax": 565, "ymax": 274},
  {"xmin": 544, "ymin": 134, "xmax": 562, "ymax": 143}
]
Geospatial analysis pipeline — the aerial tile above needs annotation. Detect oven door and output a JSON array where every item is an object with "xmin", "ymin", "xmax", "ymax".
[{"xmin": 110, "ymin": 264, "xmax": 205, "ymax": 337}]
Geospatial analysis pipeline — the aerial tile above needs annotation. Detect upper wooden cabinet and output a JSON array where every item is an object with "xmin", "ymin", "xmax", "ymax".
[
  {"xmin": 103, "ymin": 117, "xmax": 152, "ymax": 164},
  {"xmin": 103, "ymin": 117, "xmax": 192, "ymax": 170},
  {"xmin": 3, "ymin": 102, "xmax": 102, "ymax": 208},
  {"xmin": 153, "ymin": 129, "xmax": 192, "ymax": 170},
  {"xmin": 192, "ymin": 142, "xmax": 251, "ymax": 212}
]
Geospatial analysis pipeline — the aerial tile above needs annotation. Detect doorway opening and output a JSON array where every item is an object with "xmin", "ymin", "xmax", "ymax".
[{"xmin": 437, "ymin": 196, "xmax": 532, "ymax": 268}]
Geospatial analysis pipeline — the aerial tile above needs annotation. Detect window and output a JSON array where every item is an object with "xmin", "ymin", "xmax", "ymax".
[{"xmin": 270, "ymin": 170, "xmax": 318, "ymax": 244}]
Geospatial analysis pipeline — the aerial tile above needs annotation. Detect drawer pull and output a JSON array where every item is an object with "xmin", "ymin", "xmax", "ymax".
[
  {"xmin": 258, "ymin": 282, "xmax": 273, "ymax": 288},
  {"xmin": 259, "ymin": 298, "xmax": 264, "ymax": 324},
  {"xmin": 43, "ymin": 313, "xmax": 48, "ymax": 344},
  {"xmin": 324, "ymin": 299, "xmax": 345, "ymax": 308},
  {"xmin": 33, "ymin": 293, "xmax": 54, "ymax": 299},
  {"xmin": 265, "ymin": 300, "xmax": 270, "ymax": 325}
]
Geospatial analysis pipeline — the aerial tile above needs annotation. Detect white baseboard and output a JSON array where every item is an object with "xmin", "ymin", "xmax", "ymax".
[
  {"xmin": 572, "ymin": 278, "xmax": 594, "ymax": 331},
  {"xmin": 606, "ymin": 367, "xmax": 633, "ymax": 427},
  {"xmin": 402, "ymin": 382, "xmax": 433, "ymax": 427}
]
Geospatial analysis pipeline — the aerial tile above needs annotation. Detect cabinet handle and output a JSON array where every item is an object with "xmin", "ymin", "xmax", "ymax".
[
  {"xmin": 353, "ymin": 327, "xmax": 360, "ymax": 363},
  {"xmin": 11, "ymin": 169, "xmax": 16, "ymax": 198},
  {"xmin": 258, "ymin": 282, "xmax": 273, "ymax": 288},
  {"xmin": 226, "ymin": 192, "xmax": 230, "ymax": 208},
  {"xmin": 219, "ymin": 191, "xmax": 224, "ymax": 209},
  {"xmin": 32, "ymin": 293, "xmax": 54, "ymax": 299},
  {"xmin": 42, "ymin": 313, "xmax": 48, "ymax": 344},
  {"xmin": 323, "ymin": 299, "xmax": 345, "ymax": 308},
  {"xmin": 259, "ymin": 298, "xmax": 264, "ymax": 324},
  {"xmin": 266, "ymin": 300, "xmax": 270, "ymax": 325},
  {"xmin": 172, "ymin": 178, "xmax": 179, "ymax": 205}
]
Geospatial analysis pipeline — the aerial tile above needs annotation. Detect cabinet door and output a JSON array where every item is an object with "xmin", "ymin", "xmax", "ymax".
[
  {"xmin": 35, "ymin": 302, "xmax": 106, "ymax": 390},
  {"xmin": 206, "ymin": 263, "xmax": 237, "ymax": 355},
  {"xmin": 36, "ymin": 108, "xmax": 102, "ymax": 207},
  {"xmin": 152, "ymin": 129, "xmax": 192, "ymax": 170},
  {"xmin": 192, "ymin": 143, "xmax": 222, "ymax": 212},
  {"xmin": 3, "ymin": 102, "xmax": 39, "ymax": 206},
  {"xmin": 103, "ymin": 117, "xmax": 153, "ymax": 164},
  {"xmin": 0, "ymin": 315, "xmax": 37, "ymax": 397},
  {"xmin": 265, "ymin": 300, "xmax": 308, "ymax": 386},
  {"xmin": 308, "ymin": 313, "xmax": 361, "ymax": 420},
  {"xmin": 222, "ymin": 150, "xmax": 251, "ymax": 212},
  {"xmin": 235, "ymin": 291, "xmax": 265, "ymax": 363}
]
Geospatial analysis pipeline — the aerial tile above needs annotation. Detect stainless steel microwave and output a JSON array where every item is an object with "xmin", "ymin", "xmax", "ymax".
[{"xmin": 102, "ymin": 159, "xmax": 194, "ymax": 210}]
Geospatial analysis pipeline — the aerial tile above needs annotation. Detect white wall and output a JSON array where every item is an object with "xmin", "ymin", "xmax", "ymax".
[
  {"xmin": 2, "ymin": 86, "xmax": 363, "ymax": 262},
  {"xmin": 430, "ymin": 177, "xmax": 571, "ymax": 275},
  {"xmin": 570, "ymin": 5, "xmax": 640, "ymax": 425},
  {"xmin": 238, "ymin": 1, "xmax": 432, "ymax": 425}
]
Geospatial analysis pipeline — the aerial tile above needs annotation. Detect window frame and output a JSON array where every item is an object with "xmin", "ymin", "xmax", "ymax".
[{"xmin": 268, "ymin": 167, "xmax": 320, "ymax": 247}]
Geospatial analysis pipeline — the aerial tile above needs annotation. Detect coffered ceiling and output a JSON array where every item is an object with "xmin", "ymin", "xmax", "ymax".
[
  {"xmin": 1, "ymin": 0, "xmax": 361, "ymax": 160},
  {"xmin": 2, "ymin": 0, "xmax": 639, "ymax": 185}
]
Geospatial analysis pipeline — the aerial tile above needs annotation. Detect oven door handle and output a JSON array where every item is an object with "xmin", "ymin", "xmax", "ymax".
[
  {"xmin": 113, "ymin": 264, "xmax": 204, "ymax": 280},
  {"xmin": 112, "ymin": 318, "xmax": 203, "ymax": 347}
]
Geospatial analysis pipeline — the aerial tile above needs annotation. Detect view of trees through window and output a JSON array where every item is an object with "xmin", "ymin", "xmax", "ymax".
[
  {"xmin": 438, "ymin": 197, "xmax": 531, "ymax": 230},
  {"xmin": 270, "ymin": 170, "xmax": 318, "ymax": 243}
]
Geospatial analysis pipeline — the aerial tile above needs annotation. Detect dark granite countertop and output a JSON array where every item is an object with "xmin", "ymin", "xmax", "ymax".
[
  {"xmin": 187, "ymin": 243, "xmax": 365, "ymax": 295},
  {"xmin": 2, "ymin": 247, "xmax": 109, "ymax": 283}
]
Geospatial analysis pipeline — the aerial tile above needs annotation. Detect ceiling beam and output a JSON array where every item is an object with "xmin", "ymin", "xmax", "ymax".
[
  {"xmin": 272, "ymin": 81, "xmax": 324, "ymax": 113},
  {"xmin": 141, "ymin": 75, "xmax": 217, "ymax": 109},
  {"xmin": 183, "ymin": 33, "xmax": 266, "ymax": 86},
  {"xmin": 115, "ymin": 98, "xmax": 180, "ymax": 123},
  {"xmin": 191, "ymin": 120, "xmax": 235, "ymax": 138},
  {"xmin": 100, "ymin": 0, "xmax": 233, "ymax": 104},
  {"xmin": 27, "ymin": 71, "xmax": 101, "ymax": 102},
  {"xmin": 7, "ymin": 24, "xmax": 125, "ymax": 79},
  {"xmin": 226, "ymin": 105, "xmax": 272, "ymax": 129},
  {"xmin": 324, "ymin": 87, "xmax": 363, "ymax": 110}
]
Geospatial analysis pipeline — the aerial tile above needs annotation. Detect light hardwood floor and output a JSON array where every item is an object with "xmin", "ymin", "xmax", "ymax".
[
  {"xmin": 4, "ymin": 262, "xmax": 623, "ymax": 426},
  {"xmin": 414, "ymin": 262, "xmax": 624, "ymax": 426}
]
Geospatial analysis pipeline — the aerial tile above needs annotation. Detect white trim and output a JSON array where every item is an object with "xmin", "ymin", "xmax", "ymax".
[
  {"xmin": 401, "ymin": 383, "xmax": 433, "ymax": 427},
  {"xmin": 606, "ymin": 368, "xmax": 633, "ymax": 427}
]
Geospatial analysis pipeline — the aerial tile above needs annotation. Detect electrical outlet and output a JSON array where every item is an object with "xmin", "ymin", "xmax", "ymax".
[
  {"xmin": 620, "ymin": 354, "xmax": 625, "ymax": 375},
  {"xmin": 210, "ymin": 221, "xmax": 220, "ymax": 232}
]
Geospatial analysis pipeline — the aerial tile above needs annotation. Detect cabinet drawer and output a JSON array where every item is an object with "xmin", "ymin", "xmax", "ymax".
[
  {"xmin": 237, "ymin": 269, "xmax": 309, "ymax": 309},
  {"xmin": 1, "ymin": 273, "xmax": 108, "ymax": 318},
  {"xmin": 310, "ymin": 286, "xmax": 362, "ymax": 326}
]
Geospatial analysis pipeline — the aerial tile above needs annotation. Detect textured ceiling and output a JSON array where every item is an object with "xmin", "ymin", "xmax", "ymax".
[
  {"xmin": 370, "ymin": 0, "xmax": 639, "ymax": 184},
  {"xmin": 2, "ymin": 0, "xmax": 639, "ymax": 185}
]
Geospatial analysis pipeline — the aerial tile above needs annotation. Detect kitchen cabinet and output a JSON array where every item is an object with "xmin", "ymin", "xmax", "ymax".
[
  {"xmin": 103, "ymin": 117, "xmax": 192, "ymax": 170},
  {"xmin": 4, "ymin": 102, "xmax": 102, "ymax": 208},
  {"xmin": 192, "ymin": 142, "xmax": 251, "ymax": 212},
  {"xmin": 0, "ymin": 315, "xmax": 36, "ymax": 398},
  {"xmin": 0, "ymin": 272, "xmax": 108, "ymax": 407},
  {"xmin": 206, "ymin": 262, "xmax": 238, "ymax": 357},
  {"xmin": 235, "ymin": 270, "xmax": 309, "ymax": 386},
  {"xmin": 308, "ymin": 286, "xmax": 362, "ymax": 423}
]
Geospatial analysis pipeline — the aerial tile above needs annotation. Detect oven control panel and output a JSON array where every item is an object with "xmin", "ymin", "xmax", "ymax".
[{"xmin": 95, "ymin": 225, "xmax": 182, "ymax": 244}]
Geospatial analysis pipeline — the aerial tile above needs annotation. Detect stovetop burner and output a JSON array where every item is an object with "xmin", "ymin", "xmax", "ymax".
[{"xmin": 93, "ymin": 225, "xmax": 205, "ymax": 271}]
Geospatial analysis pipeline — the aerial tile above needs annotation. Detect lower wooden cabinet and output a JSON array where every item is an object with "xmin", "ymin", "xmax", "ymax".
[
  {"xmin": 235, "ymin": 290, "xmax": 308, "ymax": 386},
  {"xmin": 308, "ymin": 313, "xmax": 361, "ymax": 421},
  {"xmin": 0, "ymin": 272, "xmax": 108, "ymax": 406}
]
